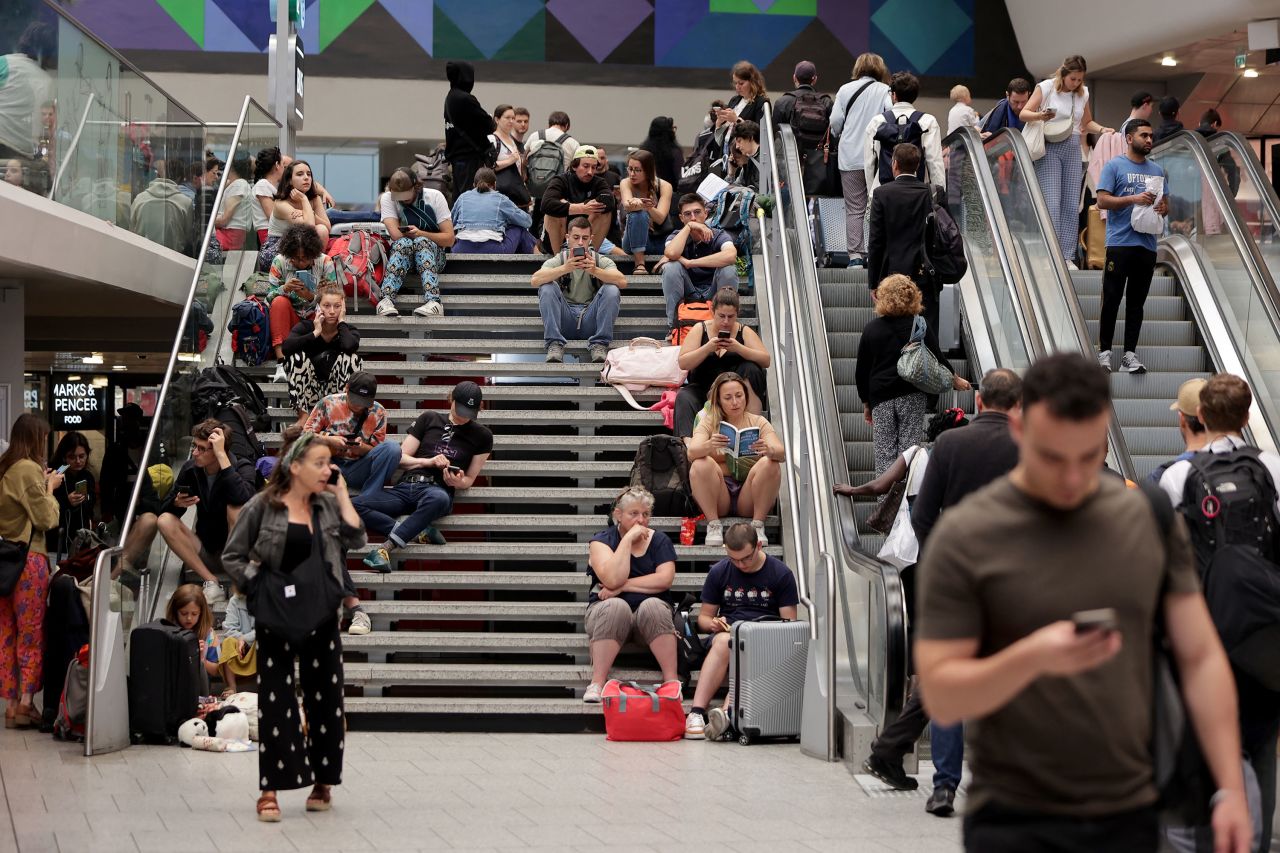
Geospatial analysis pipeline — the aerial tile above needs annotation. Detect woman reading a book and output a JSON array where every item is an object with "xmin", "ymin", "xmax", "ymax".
[
  {"xmin": 687, "ymin": 372, "xmax": 785, "ymax": 549},
  {"xmin": 675, "ymin": 287, "xmax": 770, "ymax": 438}
]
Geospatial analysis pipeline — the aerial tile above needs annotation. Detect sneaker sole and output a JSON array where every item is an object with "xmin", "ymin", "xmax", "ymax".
[
  {"xmin": 704, "ymin": 711, "xmax": 730, "ymax": 741},
  {"xmin": 684, "ymin": 729, "xmax": 705, "ymax": 739},
  {"xmin": 1122, "ymin": 365, "xmax": 1147, "ymax": 374},
  {"xmin": 861, "ymin": 760, "xmax": 918, "ymax": 791}
]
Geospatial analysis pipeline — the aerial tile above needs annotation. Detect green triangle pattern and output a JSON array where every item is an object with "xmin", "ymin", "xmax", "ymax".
[
  {"xmin": 321, "ymin": 0, "xmax": 378, "ymax": 52},
  {"xmin": 434, "ymin": 5, "xmax": 483, "ymax": 60},
  {"xmin": 156, "ymin": 0, "xmax": 204, "ymax": 46},
  {"xmin": 489, "ymin": 9, "xmax": 544, "ymax": 62}
]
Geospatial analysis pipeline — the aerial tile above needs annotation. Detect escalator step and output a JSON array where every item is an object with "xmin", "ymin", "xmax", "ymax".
[
  {"xmin": 1086, "ymin": 320, "xmax": 1196, "ymax": 346},
  {"xmin": 1118, "ymin": 346, "xmax": 1211, "ymax": 373},
  {"xmin": 823, "ymin": 307, "xmax": 878, "ymax": 333},
  {"xmin": 1109, "ymin": 372, "xmax": 1212, "ymax": 399},
  {"xmin": 1077, "ymin": 295, "xmax": 1187, "ymax": 322},
  {"xmin": 827, "ymin": 334, "xmax": 863, "ymax": 359},
  {"xmin": 818, "ymin": 284, "xmax": 875, "ymax": 308},
  {"xmin": 1071, "ymin": 274, "xmax": 1178, "ymax": 298},
  {"xmin": 817, "ymin": 269, "xmax": 869, "ymax": 286},
  {"xmin": 1115, "ymin": 398, "xmax": 1202, "ymax": 427}
]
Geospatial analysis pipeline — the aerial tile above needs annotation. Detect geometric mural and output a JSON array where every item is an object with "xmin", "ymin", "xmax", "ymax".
[{"xmin": 65, "ymin": 0, "xmax": 977, "ymax": 76}]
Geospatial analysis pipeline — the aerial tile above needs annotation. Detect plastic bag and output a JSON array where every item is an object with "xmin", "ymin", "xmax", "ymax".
[{"xmin": 1131, "ymin": 175, "xmax": 1166, "ymax": 235}]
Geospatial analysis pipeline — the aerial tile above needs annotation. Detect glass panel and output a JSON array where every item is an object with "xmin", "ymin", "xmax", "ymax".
[
  {"xmin": 1210, "ymin": 138, "xmax": 1280, "ymax": 289},
  {"xmin": 2, "ymin": 2, "xmax": 205, "ymax": 256}
]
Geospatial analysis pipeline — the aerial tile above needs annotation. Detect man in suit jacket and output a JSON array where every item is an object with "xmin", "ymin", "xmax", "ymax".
[
  {"xmin": 867, "ymin": 143, "xmax": 940, "ymax": 336},
  {"xmin": 862, "ymin": 368, "xmax": 1023, "ymax": 815}
]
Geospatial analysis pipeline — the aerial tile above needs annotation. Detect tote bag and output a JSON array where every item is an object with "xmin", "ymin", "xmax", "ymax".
[
  {"xmin": 247, "ymin": 511, "xmax": 344, "ymax": 643},
  {"xmin": 1022, "ymin": 121, "xmax": 1046, "ymax": 161}
]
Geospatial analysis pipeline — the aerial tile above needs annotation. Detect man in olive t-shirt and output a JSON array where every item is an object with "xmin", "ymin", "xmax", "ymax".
[
  {"xmin": 915, "ymin": 353, "xmax": 1251, "ymax": 853},
  {"xmin": 530, "ymin": 215, "xmax": 627, "ymax": 364}
]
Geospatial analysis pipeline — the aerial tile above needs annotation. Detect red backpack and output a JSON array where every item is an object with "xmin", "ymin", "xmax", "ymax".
[
  {"xmin": 328, "ymin": 229, "xmax": 387, "ymax": 309},
  {"xmin": 600, "ymin": 680, "xmax": 685, "ymax": 741}
]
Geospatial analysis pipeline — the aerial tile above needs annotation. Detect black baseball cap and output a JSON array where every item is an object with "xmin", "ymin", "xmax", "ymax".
[
  {"xmin": 452, "ymin": 381, "xmax": 482, "ymax": 419},
  {"xmin": 117, "ymin": 402, "xmax": 144, "ymax": 420},
  {"xmin": 347, "ymin": 372, "xmax": 378, "ymax": 409}
]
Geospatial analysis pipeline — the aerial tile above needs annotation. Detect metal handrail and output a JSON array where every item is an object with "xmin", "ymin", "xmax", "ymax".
[
  {"xmin": 982, "ymin": 127, "xmax": 1137, "ymax": 480},
  {"xmin": 83, "ymin": 546, "xmax": 122, "ymax": 755},
  {"xmin": 49, "ymin": 93, "xmax": 95, "ymax": 201}
]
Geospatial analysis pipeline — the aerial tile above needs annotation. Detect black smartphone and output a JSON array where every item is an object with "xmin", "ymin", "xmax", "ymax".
[
  {"xmin": 447, "ymin": 466, "xmax": 463, "ymax": 476},
  {"xmin": 1072, "ymin": 608, "xmax": 1117, "ymax": 634},
  {"xmin": 175, "ymin": 483, "xmax": 193, "ymax": 498},
  {"xmin": 327, "ymin": 468, "xmax": 340, "ymax": 485},
  {"xmin": 75, "ymin": 480, "xmax": 89, "ymax": 495},
  {"xmin": 345, "ymin": 435, "xmax": 360, "ymax": 445},
  {"xmin": 717, "ymin": 330, "xmax": 731, "ymax": 340},
  {"xmin": 571, "ymin": 247, "xmax": 587, "ymax": 258}
]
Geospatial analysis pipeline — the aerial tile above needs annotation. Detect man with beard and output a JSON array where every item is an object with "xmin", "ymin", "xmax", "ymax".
[{"xmin": 1094, "ymin": 119, "xmax": 1168, "ymax": 375}]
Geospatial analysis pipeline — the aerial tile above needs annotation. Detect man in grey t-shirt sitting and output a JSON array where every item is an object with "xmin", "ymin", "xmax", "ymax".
[{"xmin": 530, "ymin": 216, "xmax": 628, "ymax": 364}]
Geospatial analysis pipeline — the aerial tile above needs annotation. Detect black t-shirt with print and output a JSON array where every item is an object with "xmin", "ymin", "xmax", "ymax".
[{"xmin": 406, "ymin": 410, "xmax": 494, "ymax": 493}]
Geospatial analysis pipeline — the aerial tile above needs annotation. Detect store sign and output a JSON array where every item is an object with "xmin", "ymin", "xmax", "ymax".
[{"xmin": 52, "ymin": 380, "xmax": 106, "ymax": 430}]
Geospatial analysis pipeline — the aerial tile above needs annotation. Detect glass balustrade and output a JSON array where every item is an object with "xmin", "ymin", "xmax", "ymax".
[{"xmin": 1209, "ymin": 134, "xmax": 1280, "ymax": 294}]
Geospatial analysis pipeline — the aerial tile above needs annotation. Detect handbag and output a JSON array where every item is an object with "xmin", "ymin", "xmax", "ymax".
[
  {"xmin": 866, "ymin": 479, "xmax": 907, "ymax": 535},
  {"xmin": 1022, "ymin": 121, "xmax": 1046, "ymax": 161},
  {"xmin": 246, "ymin": 509, "xmax": 344, "ymax": 644},
  {"xmin": 600, "ymin": 338, "xmax": 688, "ymax": 410},
  {"xmin": 0, "ymin": 537, "xmax": 29, "ymax": 597},
  {"xmin": 1043, "ymin": 92, "xmax": 1077, "ymax": 143},
  {"xmin": 896, "ymin": 316, "xmax": 954, "ymax": 395},
  {"xmin": 803, "ymin": 127, "xmax": 841, "ymax": 197},
  {"xmin": 600, "ymin": 680, "xmax": 685, "ymax": 741}
]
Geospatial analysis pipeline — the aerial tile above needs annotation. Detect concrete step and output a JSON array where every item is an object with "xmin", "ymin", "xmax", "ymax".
[
  {"xmin": 268, "ymin": 407, "xmax": 664, "ymax": 426},
  {"xmin": 360, "ymin": 600, "xmax": 585, "ymax": 621},
  {"xmin": 348, "ymin": 315, "xmax": 727, "ymax": 334},
  {"xmin": 260, "ymin": 432, "xmax": 650, "ymax": 452},
  {"xmin": 248, "ymin": 360, "xmax": 605, "ymax": 379},
  {"xmin": 298, "ymin": 338, "xmax": 647, "ymax": 355},
  {"xmin": 260, "ymin": 383, "xmax": 661, "ymax": 404},
  {"xmin": 417, "ymin": 513, "xmax": 780, "ymax": 532},
  {"xmin": 345, "ymin": 662, "xmax": 692, "ymax": 688},
  {"xmin": 352, "ymin": 541, "xmax": 783, "ymax": 558},
  {"xmin": 342, "ymin": 631, "xmax": 587, "ymax": 655},
  {"xmin": 356, "ymin": 293, "xmax": 750, "ymax": 311},
  {"xmin": 455, "ymin": 461, "xmax": 630, "ymax": 478},
  {"xmin": 346, "ymin": 570, "xmax": 708, "ymax": 591},
  {"xmin": 344, "ymin": 696, "xmax": 602, "ymax": 715}
]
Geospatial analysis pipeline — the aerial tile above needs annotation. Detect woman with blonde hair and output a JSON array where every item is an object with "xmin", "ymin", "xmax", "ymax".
[
  {"xmin": 829, "ymin": 53, "xmax": 894, "ymax": 268},
  {"xmin": 688, "ymin": 372, "xmax": 785, "ymax": 548},
  {"xmin": 1019, "ymin": 55, "xmax": 1113, "ymax": 265},
  {"xmin": 856, "ymin": 275, "xmax": 969, "ymax": 478}
]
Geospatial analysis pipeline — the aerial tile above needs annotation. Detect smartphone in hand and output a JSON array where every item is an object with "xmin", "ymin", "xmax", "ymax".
[{"xmin": 1072, "ymin": 608, "xmax": 1117, "ymax": 634}]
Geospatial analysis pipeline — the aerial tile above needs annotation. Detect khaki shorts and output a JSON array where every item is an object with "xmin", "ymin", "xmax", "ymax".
[{"xmin": 584, "ymin": 597, "xmax": 674, "ymax": 645}]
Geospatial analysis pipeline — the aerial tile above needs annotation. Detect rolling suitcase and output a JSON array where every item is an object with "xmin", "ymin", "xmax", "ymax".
[
  {"xmin": 727, "ymin": 619, "xmax": 810, "ymax": 744},
  {"xmin": 938, "ymin": 282, "xmax": 961, "ymax": 353},
  {"xmin": 809, "ymin": 197, "xmax": 848, "ymax": 268},
  {"xmin": 128, "ymin": 619, "xmax": 203, "ymax": 743}
]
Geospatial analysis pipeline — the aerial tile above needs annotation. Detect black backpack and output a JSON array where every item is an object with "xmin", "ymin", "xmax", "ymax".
[
  {"xmin": 411, "ymin": 144, "xmax": 453, "ymax": 205},
  {"xmin": 874, "ymin": 109, "xmax": 926, "ymax": 184},
  {"xmin": 923, "ymin": 204, "xmax": 967, "ymax": 285},
  {"xmin": 189, "ymin": 363, "xmax": 269, "ymax": 434},
  {"xmin": 672, "ymin": 594, "xmax": 708, "ymax": 684},
  {"xmin": 787, "ymin": 89, "xmax": 831, "ymax": 149},
  {"xmin": 1179, "ymin": 446, "xmax": 1280, "ymax": 689},
  {"xmin": 630, "ymin": 435, "xmax": 695, "ymax": 517}
]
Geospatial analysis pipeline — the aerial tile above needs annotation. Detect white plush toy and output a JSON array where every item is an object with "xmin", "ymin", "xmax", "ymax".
[
  {"xmin": 221, "ymin": 692, "xmax": 260, "ymax": 741},
  {"xmin": 177, "ymin": 709, "xmax": 254, "ymax": 753}
]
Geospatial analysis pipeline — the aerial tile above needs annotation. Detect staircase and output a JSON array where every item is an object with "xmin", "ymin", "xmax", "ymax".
[
  {"xmin": 254, "ymin": 253, "xmax": 783, "ymax": 728},
  {"xmin": 1072, "ymin": 269, "xmax": 1210, "ymax": 480}
]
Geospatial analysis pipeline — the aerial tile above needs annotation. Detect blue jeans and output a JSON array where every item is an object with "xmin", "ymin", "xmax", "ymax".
[
  {"xmin": 621, "ymin": 211, "xmax": 668, "ymax": 256},
  {"xmin": 930, "ymin": 720, "xmax": 964, "ymax": 790},
  {"xmin": 334, "ymin": 440, "xmax": 401, "ymax": 497},
  {"xmin": 537, "ymin": 283, "xmax": 621, "ymax": 347},
  {"xmin": 352, "ymin": 481, "xmax": 453, "ymax": 548},
  {"xmin": 661, "ymin": 262, "xmax": 738, "ymax": 327}
]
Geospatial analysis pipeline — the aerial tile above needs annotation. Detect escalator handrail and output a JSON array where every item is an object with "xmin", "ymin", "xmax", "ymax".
[
  {"xmin": 1204, "ymin": 130, "xmax": 1280, "ymax": 309},
  {"xmin": 981, "ymin": 126, "xmax": 1138, "ymax": 481}
]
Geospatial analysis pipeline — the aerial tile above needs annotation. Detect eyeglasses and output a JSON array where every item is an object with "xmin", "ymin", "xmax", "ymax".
[
  {"xmin": 626, "ymin": 166, "xmax": 644, "ymax": 173},
  {"xmin": 680, "ymin": 209, "xmax": 706, "ymax": 220},
  {"xmin": 614, "ymin": 485, "xmax": 652, "ymax": 507}
]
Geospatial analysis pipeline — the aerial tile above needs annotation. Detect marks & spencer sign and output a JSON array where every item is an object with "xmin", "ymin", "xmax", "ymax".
[{"xmin": 52, "ymin": 380, "xmax": 106, "ymax": 430}]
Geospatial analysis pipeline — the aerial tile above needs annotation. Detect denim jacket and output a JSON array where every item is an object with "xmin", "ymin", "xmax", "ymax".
[
  {"xmin": 450, "ymin": 187, "xmax": 532, "ymax": 237},
  {"xmin": 221, "ymin": 490, "xmax": 365, "ymax": 591}
]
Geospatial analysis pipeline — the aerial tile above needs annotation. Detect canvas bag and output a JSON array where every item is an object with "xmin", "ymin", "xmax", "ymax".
[
  {"xmin": 600, "ymin": 338, "xmax": 688, "ymax": 410},
  {"xmin": 877, "ymin": 447, "xmax": 928, "ymax": 569},
  {"xmin": 896, "ymin": 316, "xmax": 953, "ymax": 395},
  {"xmin": 600, "ymin": 680, "xmax": 685, "ymax": 742},
  {"xmin": 1022, "ymin": 121, "xmax": 1046, "ymax": 161}
]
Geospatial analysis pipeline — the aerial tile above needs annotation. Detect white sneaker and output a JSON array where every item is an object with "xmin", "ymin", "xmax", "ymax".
[
  {"xmin": 412, "ymin": 300, "xmax": 444, "ymax": 318},
  {"xmin": 347, "ymin": 610, "xmax": 371, "ymax": 635},
  {"xmin": 684, "ymin": 711, "xmax": 706, "ymax": 739},
  {"xmin": 270, "ymin": 363, "xmax": 288, "ymax": 383},
  {"xmin": 705, "ymin": 706, "xmax": 731, "ymax": 741},
  {"xmin": 1096, "ymin": 349, "xmax": 1112, "ymax": 372},
  {"xmin": 583, "ymin": 682, "xmax": 603, "ymax": 703},
  {"xmin": 751, "ymin": 520, "xmax": 768, "ymax": 547},
  {"xmin": 704, "ymin": 519, "xmax": 724, "ymax": 548},
  {"xmin": 376, "ymin": 296, "xmax": 400, "ymax": 317},
  {"xmin": 201, "ymin": 580, "xmax": 226, "ymax": 609},
  {"xmin": 1120, "ymin": 351, "xmax": 1147, "ymax": 374}
]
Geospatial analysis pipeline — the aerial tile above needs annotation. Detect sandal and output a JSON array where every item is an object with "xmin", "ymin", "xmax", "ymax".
[
  {"xmin": 306, "ymin": 784, "xmax": 331, "ymax": 812},
  {"xmin": 256, "ymin": 792, "xmax": 281, "ymax": 823},
  {"xmin": 634, "ymin": 264, "xmax": 649, "ymax": 276}
]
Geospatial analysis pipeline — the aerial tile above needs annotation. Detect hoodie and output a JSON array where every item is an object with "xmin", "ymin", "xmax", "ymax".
[
  {"xmin": 443, "ymin": 61, "xmax": 495, "ymax": 160},
  {"xmin": 1153, "ymin": 119, "xmax": 1183, "ymax": 145},
  {"xmin": 129, "ymin": 177, "xmax": 193, "ymax": 252}
]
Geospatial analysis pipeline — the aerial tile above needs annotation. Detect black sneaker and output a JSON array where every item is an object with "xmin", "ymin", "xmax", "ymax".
[
  {"xmin": 925, "ymin": 785, "xmax": 955, "ymax": 817},
  {"xmin": 862, "ymin": 755, "xmax": 918, "ymax": 791}
]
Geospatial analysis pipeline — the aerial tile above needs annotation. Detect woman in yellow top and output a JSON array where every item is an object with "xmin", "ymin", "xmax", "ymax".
[
  {"xmin": 0, "ymin": 414, "xmax": 62, "ymax": 727},
  {"xmin": 688, "ymin": 372, "xmax": 784, "ymax": 549}
]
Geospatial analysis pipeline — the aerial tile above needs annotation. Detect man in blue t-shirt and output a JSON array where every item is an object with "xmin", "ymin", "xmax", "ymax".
[
  {"xmin": 1095, "ymin": 118, "xmax": 1168, "ymax": 376},
  {"xmin": 684, "ymin": 522, "xmax": 799, "ymax": 740},
  {"xmin": 659, "ymin": 194, "xmax": 738, "ymax": 332}
]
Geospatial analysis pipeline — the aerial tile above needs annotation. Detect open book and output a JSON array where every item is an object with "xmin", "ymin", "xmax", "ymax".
[{"xmin": 719, "ymin": 422, "xmax": 760, "ymax": 459}]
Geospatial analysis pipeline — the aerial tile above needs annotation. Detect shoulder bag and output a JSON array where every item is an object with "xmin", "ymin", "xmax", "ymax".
[
  {"xmin": 246, "ymin": 508, "xmax": 344, "ymax": 644},
  {"xmin": 1043, "ymin": 91, "xmax": 1077, "ymax": 143},
  {"xmin": 896, "ymin": 316, "xmax": 954, "ymax": 395},
  {"xmin": 0, "ymin": 537, "xmax": 29, "ymax": 597}
]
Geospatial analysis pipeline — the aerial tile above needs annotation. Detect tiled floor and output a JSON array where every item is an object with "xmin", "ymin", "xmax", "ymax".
[{"xmin": 0, "ymin": 728, "xmax": 963, "ymax": 852}]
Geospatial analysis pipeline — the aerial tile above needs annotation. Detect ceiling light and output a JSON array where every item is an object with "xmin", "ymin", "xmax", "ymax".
[
  {"xmin": 82, "ymin": 354, "xmax": 103, "ymax": 365},
  {"xmin": 91, "ymin": 377, "xmax": 109, "ymax": 388},
  {"xmin": 395, "ymin": 139, "xmax": 408, "ymax": 145},
  {"xmin": 1243, "ymin": 68, "xmax": 1260, "ymax": 78},
  {"xmin": 66, "ymin": 375, "xmax": 81, "ymax": 382},
  {"xmin": 112, "ymin": 364, "xmax": 127, "ymax": 371},
  {"xmin": 177, "ymin": 354, "xmax": 201, "ymax": 363},
  {"xmin": 1161, "ymin": 56, "xmax": 1177, "ymax": 67}
]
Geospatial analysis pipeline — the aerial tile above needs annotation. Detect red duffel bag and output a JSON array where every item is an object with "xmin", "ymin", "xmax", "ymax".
[{"xmin": 601, "ymin": 680, "xmax": 685, "ymax": 742}]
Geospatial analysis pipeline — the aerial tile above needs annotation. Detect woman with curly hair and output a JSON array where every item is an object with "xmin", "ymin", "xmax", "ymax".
[
  {"xmin": 266, "ymin": 224, "xmax": 339, "ymax": 367},
  {"xmin": 855, "ymin": 274, "xmax": 969, "ymax": 478}
]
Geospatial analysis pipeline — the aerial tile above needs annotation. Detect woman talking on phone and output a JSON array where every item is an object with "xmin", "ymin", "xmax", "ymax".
[
  {"xmin": 619, "ymin": 150, "xmax": 673, "ymax": 275},
  {"xmin": 675, "ymin": 287, "xmax": 770, "ymax": 439},
  {"xmin": 581, "ymin": 486, "xmax": 679, "ymax": 704},
  {"xmin": 222, "ymin": 430, "xmax": 365, "ymax": 822}
]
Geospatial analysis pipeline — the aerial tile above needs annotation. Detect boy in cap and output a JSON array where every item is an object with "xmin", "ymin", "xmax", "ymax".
[
  {"xmin": 302, "ymin": 371, "xmax": 400, "ymax": 497},
  {"xmin": 356, "ymin": 382, "xmax": 494, "ymax": 571},
  {"xmin": 540, "ymin": 144, "xmax": 617, "ymax": 253}
]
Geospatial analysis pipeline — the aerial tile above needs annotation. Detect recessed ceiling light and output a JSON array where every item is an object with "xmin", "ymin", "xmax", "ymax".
[
  {"xmin": 395, "ymin": 139, "xmax": 408, "ymax": 145},
  {"xmin": 1161, "ymin": 56, "xmax": 1177, "ymax": 67},
  {"xmin": 91, "ymin": 377, "xmax": 109, "ymax": 388},
  {"xmin": 112, "ymin": 364, "xmax": 127, "ymax": 371},
  {"xmin": 66, "ymin": 375, "xmax": 81, "ymax": 382},
  {"xmin": 82, "ymin": 354, "xmax": 104, "ymax": 365},
  {"xmin": 1243, "ymin": 68, "xmax": 1260, "ymax": 78}
]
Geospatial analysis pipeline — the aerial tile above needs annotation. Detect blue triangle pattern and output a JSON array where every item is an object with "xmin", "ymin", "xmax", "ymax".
[
  {"xmin": 379, "ymin": 0, "xmax": 434, "ymax": 55},
  {"xmin": 204, "ymin": 0, "xmax": 261, "ymax": 53},
  {"xmin": 435, "ymin": 0, "xmax": 542, "ymax": 58},
  {"xmin": 657, "ymin": 12, "xmax": 809, "ymax": 68},
  {"xmin": 210, "ymin": 0, "xmax": 275, "ymax": 51}
]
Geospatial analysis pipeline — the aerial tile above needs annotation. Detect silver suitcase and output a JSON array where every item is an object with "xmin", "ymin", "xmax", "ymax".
[
  {"xmin": 809, "ymin": 197, "xmax": 847, "ymax": 268},
  {"xmin": 727, "ymin": 620, "xmax": 809, "ymax": 744},
  {"xmin": 938, "ymin": 282, "xmax": 961, "ymax": 352}
]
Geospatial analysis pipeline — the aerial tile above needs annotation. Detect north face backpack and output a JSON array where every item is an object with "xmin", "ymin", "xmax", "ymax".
[
  {"xmin": 226, "ymin": 296, "xmax": 271, "ymax": 367},
  {"xmin": 629, "ymin": 434, "xmax": 695, "ymax": 518},
  {"xmin": 788, "ymin": 90, "xmax": 831, "ymax": 149},
  {"xmin": 411, "ymin": 144, "xmax": 453, "ymax": 205},
  {"xmin": 1179, "ymin": 446, "xmax": 1280, "ymax": 689},
  {"xmin": 329, "ymin": 229, "xmax": 387, "ymax": 310},
  {"xmin": 525, "ymin": 132, "xmax": 568, "ymax": 198},
  {"xmin": 874, "ymin": 109, "xmax": 926, "ymax": 184}
]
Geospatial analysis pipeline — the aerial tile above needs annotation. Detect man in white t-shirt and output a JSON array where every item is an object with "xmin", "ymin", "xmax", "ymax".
[
  {"xmin": 525, "ymin": 111, "xmax": 579, "ymax": 239},
  {"xmin": 378, "ymin": 172, "xmax": 455, "ymax": 317}
]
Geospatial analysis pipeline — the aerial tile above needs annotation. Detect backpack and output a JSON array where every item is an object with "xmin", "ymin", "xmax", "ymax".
[
  {"xmin": 226, "ymin": 296, "xmax": 271, "ymax": 367},
  {"xmin": 673, "ymin": 594, "xmax": 709, "ymax": 683},
  {"xmin": 189, "ymin": 363, "xmax": 270, "ymax": 433},
  {"xmin": 411, "ymin": 145, "xmax": 453, "ymax": 205},
  {"xmin": 678, "ymin": 147, "xmax": 718, "ymax": 196},
  {"xmin": 328, "ymin": 229, "xmax": 387, "ymax": 310},
  {"xmin": 526, "ymin": 132, "xmax": 568, "ymax": 198},
  {"xmin": 669, "ymin": 301, "xmax": 714, "ymax": 346},
  {"xmin": 53, "ymin": 644, "xmax": 90, "ymax": 742},
  {"xmin": 923, "ymin": 204, "xmax": 967, "ymax": 285},
  {"xmin": 1179, "ymin": 446, "xmax": 1280, "ymax": 689},
  {"xmin": 788, "ymin": 89, "xmax": 831, "ymax": 149},
  {"xmin": 629, "ymin": 434, "xmax": 695, "ymax": 518},
  {"xmin": 707, "ymin": 187, "xmax": 755, "ymax": 232},
  {"xmin": 874, "ymin": 109, "xmax": 926, "ymax": 184},
  {"xmin": 185, "ymin": 298, "xmax": 213, "ymax": 354}
]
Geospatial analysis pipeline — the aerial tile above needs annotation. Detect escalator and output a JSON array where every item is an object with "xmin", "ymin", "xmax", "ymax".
[{"xmin": 1208, "ymin": 131, "xmax": 1280, "ymax": 287}]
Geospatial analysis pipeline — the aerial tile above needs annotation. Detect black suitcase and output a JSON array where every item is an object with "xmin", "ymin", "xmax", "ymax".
[{"xmin": 128, "ymin": 619, "xmax": 203, "ymax": 743}]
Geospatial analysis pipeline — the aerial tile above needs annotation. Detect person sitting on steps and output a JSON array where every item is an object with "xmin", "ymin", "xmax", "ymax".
[
  {"xmin": 280, "ymin": 282, "xmax": 362, "ymax": 423},
  {"xmin": 658, "ymin": 194, "xmax": 739, "ymax": 334},
  {"xmin": 675, "ymin": 287, "xmax": 770, "ymax": 439},
  {"xmin": 540, "ymin": 145, "xmax": 615, "ymax": 253},
  {"xmin": 266, "ymin": 224, "xmax": 339, "ymax": 372},
  {"xmin": 300, "ymin": 371, "xmax": 400, "ymax": 499},
  {"xmin": 529, "ymin": 215, "xmax": 627, "ymax": 364},
  {"xmin": 378, "ymin": 168, "xmax": 455, "ymax": 318}
]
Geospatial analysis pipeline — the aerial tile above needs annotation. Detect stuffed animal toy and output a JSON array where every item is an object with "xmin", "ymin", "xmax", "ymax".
[{"xmin": 177, "ymin": 707, "xmax": 254, "ymax": 753}]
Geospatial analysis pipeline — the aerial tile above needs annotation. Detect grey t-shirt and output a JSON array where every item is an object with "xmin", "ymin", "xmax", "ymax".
[{"xmin": 540, "ymin": 250, "xmax": 618, "ymax": 305}]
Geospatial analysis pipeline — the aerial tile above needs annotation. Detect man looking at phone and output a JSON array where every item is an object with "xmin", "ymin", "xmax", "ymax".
[
  {"xmin": 914, "ymin": 353, "xmax": 1251, "ymax": 853},
  {"xmin": 356, "ymin": 382, "xmax": 493, "ymax": 572},
  {"xmin": 530, "ymin": 216, "xmax": 627, "ymax": 364},
  {"xmin": 684, "ymin": 522, "xmax": 799, "ymax": 740},
  {"xmin": 659, "ymin": 194, "xmax": 738, "ymax": 332},
  {"xmin": 156, "ymin": 419, "xmax": 258, "ymax": 609},
  {"xmin": 301, "ymin": 371, "xmax": 398, "ymax": 498},
  {"xmin": 540, "ymin": 145, "xmax": 616, "ymax": 253}
]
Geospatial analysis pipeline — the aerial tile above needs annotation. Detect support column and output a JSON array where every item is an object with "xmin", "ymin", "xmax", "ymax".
[{"xmin": 0, "ymin": 283, "xmax": 25, "ymax": 441}]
